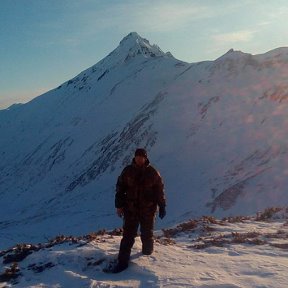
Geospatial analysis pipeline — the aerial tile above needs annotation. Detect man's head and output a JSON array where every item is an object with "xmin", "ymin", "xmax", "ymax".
[{"xmin": 134, "ymin": 148, "xmax": 147, "ymax": 166}]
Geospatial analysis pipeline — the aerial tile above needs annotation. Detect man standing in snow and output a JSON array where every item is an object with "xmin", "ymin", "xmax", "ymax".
[{"xmin": 112, "ymin": 148, "xmax": 166, "ymax": 273}]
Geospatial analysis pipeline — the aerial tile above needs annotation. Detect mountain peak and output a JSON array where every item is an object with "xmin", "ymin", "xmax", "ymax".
[
  {"xmin": 66, "ymin": 32, "xmax": 173, "ymax": 86},
  {"xmin": 118, "ymin": 32, "xmax": 166, "ymax": 59},
  {"xmin": 119, "ymin": 32, "xmax": 142, "ymax": 44},
  {"xmin": 216, "ymin": 48, "xmax": 251, "ymax": 61},
  {"xmin": 93, "ymin": 32, "xmax": 168, "ymax": 71}
]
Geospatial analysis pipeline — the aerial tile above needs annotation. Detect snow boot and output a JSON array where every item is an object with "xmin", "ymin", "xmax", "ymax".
[
  {"xmin": 142, "ymin": 249, "xmax": 153, "ymax": 255},
  {"xmin": 111, "ymin": 262, "xmax": 128, "ymax": 273}
]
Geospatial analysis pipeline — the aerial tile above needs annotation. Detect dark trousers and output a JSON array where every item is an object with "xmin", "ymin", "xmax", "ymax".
[{"xmin": 118, "ymin": 212, "xmax": 155, "ymax": 265}]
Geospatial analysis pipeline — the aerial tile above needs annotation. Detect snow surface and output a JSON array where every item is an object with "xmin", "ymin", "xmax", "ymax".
[{"xmin": 1, "ymin": 209, "xmax": 288, "ymax": 287}]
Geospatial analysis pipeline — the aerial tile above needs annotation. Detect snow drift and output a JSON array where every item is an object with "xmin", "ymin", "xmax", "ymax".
[{"xmin": 1, "ymin": 208, "xmax": 288, "ymax": 287}]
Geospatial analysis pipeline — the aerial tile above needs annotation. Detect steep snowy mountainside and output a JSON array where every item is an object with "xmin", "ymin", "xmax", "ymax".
[
  {"xmin": 1, "ymin": 33, "xmax": 288, "ymax": 249},
  {"xmin": 194, "ymin": 51, "xmax": 286, "ymax": 203},
  {"xmin": 146, "ymin": 45, "xmax": 288, "ymax": 220}
]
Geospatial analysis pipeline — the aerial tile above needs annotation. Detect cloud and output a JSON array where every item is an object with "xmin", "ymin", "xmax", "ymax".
[
  {"xmin": 47, "ymin": 1, "xmax": 258, "ymax": 47},
  {"xmin": 212, "ymin": 30, "xmax": 255, "ymax": 44},
  {"xmin": 130, "ymin": 2, "xmax": 212, "ymax": 32},
  {"xmin": 78, "ymin": 1, "xmax": 214, "ymax": 34}
]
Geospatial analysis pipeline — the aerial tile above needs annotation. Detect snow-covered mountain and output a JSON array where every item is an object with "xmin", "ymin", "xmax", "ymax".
[{"xmin": 1, "ymin": 32, "xmax": 288, "ymax": 248}]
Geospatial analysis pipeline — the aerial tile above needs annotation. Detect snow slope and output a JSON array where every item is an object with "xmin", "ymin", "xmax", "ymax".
[
  {"xmin": 1, "ymin": 208, "xmax": 288, "ymax": 287},
  {"xmin": 1, "ymin": 32, "xmax": 288, "ymax": 248}
]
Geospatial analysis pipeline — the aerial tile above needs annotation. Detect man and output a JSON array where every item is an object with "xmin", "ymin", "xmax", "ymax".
[{"xmin": 112, "ymin": 148, "xmax": 166, "ymax": 273}]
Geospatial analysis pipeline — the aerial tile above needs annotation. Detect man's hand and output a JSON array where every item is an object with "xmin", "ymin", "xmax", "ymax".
[
  {"xmin": 116, "ymin": 208, "xmax": 124, "ymax": 218},
  {"xmin": 158, "ymin": 205, "xmax": 166, "ymax": 219}
]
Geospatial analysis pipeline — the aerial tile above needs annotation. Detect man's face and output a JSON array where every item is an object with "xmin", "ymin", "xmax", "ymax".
[{"xmin": 135, "ymin": 155, "xmax": 146, "ymax": 166}]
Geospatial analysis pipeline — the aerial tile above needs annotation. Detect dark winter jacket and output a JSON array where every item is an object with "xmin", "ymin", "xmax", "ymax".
[{"xmin": 115, "ymin": 158, "xmax": 166, "ymax": 215}]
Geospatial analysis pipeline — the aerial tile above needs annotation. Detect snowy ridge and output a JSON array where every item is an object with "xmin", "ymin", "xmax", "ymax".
[
  {"xmin": 1, "ymin": 33, "xmax": 288, "ymax": 249},
  {"xmin": 1, "ymin": 208, "xmax": 288, "ymax": 287}
]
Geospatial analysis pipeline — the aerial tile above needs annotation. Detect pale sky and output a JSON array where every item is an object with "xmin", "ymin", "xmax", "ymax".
[{"xmin": 1, "ymin": 0, "xmax": 288, "ymax": 109}]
